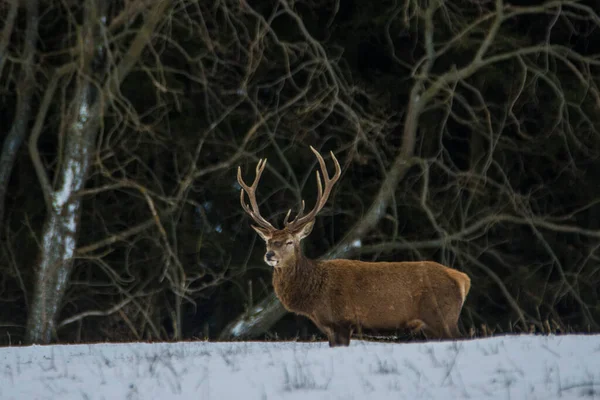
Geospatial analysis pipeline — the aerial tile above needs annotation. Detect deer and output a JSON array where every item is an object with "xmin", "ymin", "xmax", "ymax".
[{"xmin": 237, "ymin": 146, "xmax": 471, "ymax": 347}]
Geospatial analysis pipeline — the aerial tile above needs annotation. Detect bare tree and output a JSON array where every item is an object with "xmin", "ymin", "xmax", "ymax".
[
  {"xmin": 221, "ymin": 0, "xmax": 600, "ymax": 339},
  {"xmin": 24, "ymin": 0, "xmax": 171, "ymax": 344}
]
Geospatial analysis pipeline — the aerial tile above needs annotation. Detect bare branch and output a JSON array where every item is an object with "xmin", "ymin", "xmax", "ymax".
[{"xmin": 0, "ymin": 0, "xmax": 38, "ymax": 229}]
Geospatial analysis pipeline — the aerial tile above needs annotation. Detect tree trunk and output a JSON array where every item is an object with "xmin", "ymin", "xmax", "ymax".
[
  {"xmin": 25, "ymin": 1, "xmax": 104, "ymax": 344},
  {"xmin": 25, "ymin": 88, "xmax": 99, "ymax": 344},
  {"xmin": 24, "ymin": 0, "xmax": 171, "ymax": 344}
]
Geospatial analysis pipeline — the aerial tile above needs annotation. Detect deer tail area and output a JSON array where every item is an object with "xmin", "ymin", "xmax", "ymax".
[{"xmin": 448, "ymin": 269, "xmax": 471, "ymax": 307}]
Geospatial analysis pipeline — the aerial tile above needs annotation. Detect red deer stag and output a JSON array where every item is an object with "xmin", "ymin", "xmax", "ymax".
[{"xmin": 237, "ymin": 146, "xmax": 471, "ymax": 347}]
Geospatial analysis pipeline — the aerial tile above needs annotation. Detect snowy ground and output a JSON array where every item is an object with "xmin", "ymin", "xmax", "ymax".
[{"xmin": 0, "ymin": 335, "xmax": 599, "ymax": 399}]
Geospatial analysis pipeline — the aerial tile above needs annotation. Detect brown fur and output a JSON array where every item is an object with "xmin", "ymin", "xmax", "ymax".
[
  {"xmin": 255, "ymin": 227, "xmax": 471, "ymax": 347},
  {"xmin": 238, "ymin": 147, "xmax": 471, "ymax": 347}
]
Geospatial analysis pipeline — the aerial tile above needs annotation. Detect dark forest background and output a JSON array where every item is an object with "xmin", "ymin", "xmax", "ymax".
[{"xmin": 1, "ymin": 0, "xmax": 600, "ymax": 345}]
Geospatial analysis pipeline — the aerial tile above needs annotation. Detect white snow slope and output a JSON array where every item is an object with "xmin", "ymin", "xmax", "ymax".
[{"xmin": 1, "ymin": 334, "xmax": 599, "ymax": 399}]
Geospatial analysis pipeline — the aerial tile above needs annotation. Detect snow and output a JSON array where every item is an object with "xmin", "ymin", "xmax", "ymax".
[{"xmin": 1, "ymin": 335, "xmax": 599, "ymax": 399}]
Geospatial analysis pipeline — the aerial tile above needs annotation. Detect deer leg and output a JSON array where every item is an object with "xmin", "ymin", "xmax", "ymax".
[
  {"xmin": 421, "ymin": 318, "xmax": 461, "ymax": 340},
  {"xmin": 326, "ymin": 330, "xmax": 337, "ymax": 347},
  {"xmin": 313, "ymin": 322, "xmax": 337, "ymax": 346},
  {"xmin": 406, "ymin": 319, "xmax": 427, "ymax": 336},
  {"xmin": 317, "ymin": 323, "xmax": 352, "ymax": 347},
  {"xmin": 420, "ymin": 321, "xmax": 460, "ymax": 340},
  {"xmin": 332, "ymin": 325, "xmax": 352, "ymax": 347},
  {"xmin": 448, "ymin": 325, "xmax": 461, "ymax": 339},
  {"xmin": 354, "ymin": 324, "xmax": 364, "ymax": 341}
]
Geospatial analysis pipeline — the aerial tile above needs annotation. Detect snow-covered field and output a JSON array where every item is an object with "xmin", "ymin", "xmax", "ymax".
[{"xmin": 0, "ymin": 334, "xmax": 599, "ymax": 399}]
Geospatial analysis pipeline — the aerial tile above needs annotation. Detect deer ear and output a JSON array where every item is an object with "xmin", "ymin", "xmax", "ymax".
[
  {"xmin": 293, "ymin": 220, "xmax": 315, "ymax": 240},
  {"xmin": 251, "ymin": 225, "xmax": 272, "ymax": 242}
]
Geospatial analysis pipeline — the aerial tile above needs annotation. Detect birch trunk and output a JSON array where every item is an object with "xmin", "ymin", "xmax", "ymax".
[
  {"xmin": 25, "ymin": 0, "xmax": 170, "ymax": 344},
  {"xmin": 25, "ymin": 88, "xmax": 99, "ymax": 344},
  {"xmin": 24, "ymin": 1, "xmax": 104, "ymax": 344}
]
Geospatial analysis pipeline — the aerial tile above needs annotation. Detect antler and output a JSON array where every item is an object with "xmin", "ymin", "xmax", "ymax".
[
  {"xmin": 284, "ymin": 146, "xmax": 341, "ymax": 231},
  {"xmin": 237, "ymin": 159, "xmax": 277, "ymax": 230}
]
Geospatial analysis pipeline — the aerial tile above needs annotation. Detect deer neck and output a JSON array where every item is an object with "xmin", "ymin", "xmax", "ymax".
[{"xmin": 272, "ymin": 250, "xmax": 325, "ymax": 315}]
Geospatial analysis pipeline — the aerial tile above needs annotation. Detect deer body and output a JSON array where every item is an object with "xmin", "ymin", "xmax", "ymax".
[
  {"xmin": 277, "ymin": 258, "xmax": 469, "ymax": 332},
  {"xmin": 238, "ymin": 147, "xmax": 471, "ymax": 346}
]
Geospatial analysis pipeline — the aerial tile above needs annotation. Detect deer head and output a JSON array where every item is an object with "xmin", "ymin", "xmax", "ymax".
[{"xmin": 237, "ymin": 146, "xmax": 341, "ymax": 268}]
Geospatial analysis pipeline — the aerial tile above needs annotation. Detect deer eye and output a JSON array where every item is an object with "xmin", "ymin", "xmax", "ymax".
[
  {"xmin": 272, "ymin": 241, "xmax": 282, "ymax": 247},
  {"xmin": 286, "ymin": 241, "xmax": 293, "ymax": 246}
]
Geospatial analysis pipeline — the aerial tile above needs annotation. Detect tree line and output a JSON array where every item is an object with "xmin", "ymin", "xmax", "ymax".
[{"xmin": 1, "ymin": 0, "xmax": 599, "ymax": 344}]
